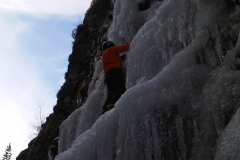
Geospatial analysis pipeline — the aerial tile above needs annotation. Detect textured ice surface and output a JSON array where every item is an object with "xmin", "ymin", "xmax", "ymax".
[
  {"xmin": 56, "ymin": 0, "xmax": 240, "ymax": 159},
  {"xmin": 214, "ymin": 106, "xmax": 240, "ymax": 160}
]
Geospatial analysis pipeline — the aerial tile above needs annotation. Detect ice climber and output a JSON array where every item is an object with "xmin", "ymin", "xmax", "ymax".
[{"xmin": 101, "ymin": 40, "xmax": 130, "ymax": 114}]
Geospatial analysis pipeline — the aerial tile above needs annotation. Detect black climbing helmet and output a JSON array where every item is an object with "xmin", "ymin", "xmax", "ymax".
[{"xmin": 102, "ymin": 41, "xmax": 115, "ymax": 51}]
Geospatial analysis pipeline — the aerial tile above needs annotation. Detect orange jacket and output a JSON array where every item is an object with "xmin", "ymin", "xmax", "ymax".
[{"xmin": 102, "ymin": 44, "xmax": 130, "ymax": 74}]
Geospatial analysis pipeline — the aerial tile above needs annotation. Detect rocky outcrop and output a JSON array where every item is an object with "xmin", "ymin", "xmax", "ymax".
[
  {"xmin": 16, "ymin": 0, "xmax": 113, "ymax": 159},
  {"xmin": 52, "ymin": 0, "xmax": 240, "ymax": 159}
]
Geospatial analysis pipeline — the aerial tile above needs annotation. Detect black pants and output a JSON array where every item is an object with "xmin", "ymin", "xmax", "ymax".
[{"xmin": 103, "ymin": 68, "xmax": 126, "ymax": 112}]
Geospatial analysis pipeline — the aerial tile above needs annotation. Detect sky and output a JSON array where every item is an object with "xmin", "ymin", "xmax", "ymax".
[{"xmin": 0, "ymin": 0, "xmax": 92, "ymax": 159}]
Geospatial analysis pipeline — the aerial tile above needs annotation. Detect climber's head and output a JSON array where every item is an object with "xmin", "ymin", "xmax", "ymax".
[{"xmin": 102, "ymin": 41, "xmax": 115, "ymax": 51}]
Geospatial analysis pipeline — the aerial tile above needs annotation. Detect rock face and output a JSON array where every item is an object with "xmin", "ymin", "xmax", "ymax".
[
  {"xmin": 18, "ymin": 0, "xmax": 240, "ymax": 159},
  {"xmin": 16, "ymin": 0, "xmax": 113, "ymax": 159},
  {"xmin": 54, "ymin": 0, "xmax": 240, "ymax": 159}
]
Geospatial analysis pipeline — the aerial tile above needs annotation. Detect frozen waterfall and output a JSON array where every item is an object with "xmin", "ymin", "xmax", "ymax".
[{"xmin": 55, "ymin": 0, "xmax": 240, "ymax": 159}]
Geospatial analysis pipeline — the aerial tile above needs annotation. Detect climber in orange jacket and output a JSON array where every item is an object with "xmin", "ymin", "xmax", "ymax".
[{"xmin": 101, "ymin": 40, "xmax": 130, "ymax": 114}]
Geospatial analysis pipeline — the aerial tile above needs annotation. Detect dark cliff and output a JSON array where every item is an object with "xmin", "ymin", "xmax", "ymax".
[{"xmin": 16, "ymin": 0, "xmax": 113, "ymax": 159}]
